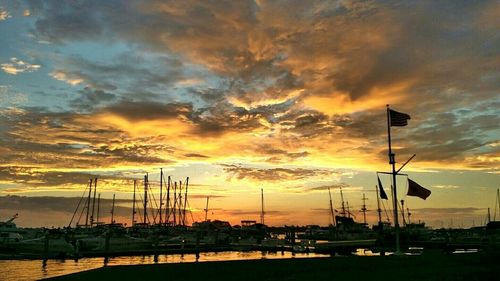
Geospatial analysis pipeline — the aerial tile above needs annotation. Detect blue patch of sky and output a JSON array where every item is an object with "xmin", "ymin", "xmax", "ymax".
[
  {"xmin": 1, "ymin": 11, "xmax": 229, "ymax": 111},
  {"xmin": 56, "ymin": 42, "xmax": 222, "ymax": 108},
  {"xmin": 57, "ymin": 41, "xmax": 131, "ymax": 63},
  {"xmin": 450, "ymin": 102, "xmax": 500, "ymax": 147},
  {"xmin": 0, "ymin": 10, "xmax": 36, "ymax": 61},
  {"xmin": 0, "ymin": 13, "xmax": 73, "ymax": 110}
]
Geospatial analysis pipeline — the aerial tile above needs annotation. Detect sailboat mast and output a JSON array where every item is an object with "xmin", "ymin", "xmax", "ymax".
[
  {"xmin": 110, "ymin": 193, "xmax": 116, "ymax": 224},
  {"xmin": 328, "ymin": 187, "xmax": 336, "ymax": 226},
  {"xmin": 85, "ymin": 178, "xmax": 93, "ymax": 227},
  {"xmin": 68, "ymin": 182, "xmax": 89, "ymax": 227},
  {"xmin": 96, "ymin": 193, "xmax": 101, "ymax": 225},
  {"xmin": 340, "ymin": 187, "xmax": 346, "ymax": 217},
  {"xmin": 498, "ymin": 188, "xmax": 500, "ymax": 218},
  {"xmin": 346, "ymin": 201, "xmax": 350, "ymax": 218},
  {"xmin": 376, "ymin": 185, "xmax": 382, "ymax": 225},
  {"xmin": 143, "ymin": 174, "xmax": 148, "ymax": 225},
  {"xmin": 260, "ymin": 188, "xmax": 265, "ymax": 225},
  {"xmin": 159, "ymin": 168, "xmax": 163, "ymax": 225},
  {"xmin": 361, "ymin": 193, "xmax": 367, "ymax": 225},
  {"xmin": 183, "ymin": 177, "xmax": 189, "ymax": 226},
  {"xmin": 90, "ymin": 178, "xmax": 97, "ymax": 226},
  {"xmin": 166, "ymin": 176, "xmax": 171, "ymax": 225},
  {"xmin": 173, "ymin": 181, "xmax": 177, "ymax": 226},
  {"xmin": 204, "ymin": 196, "xmax": 210, "ymax": 221},
  {"xmin": 495, "ymin": 188, "xmax": 500, "ymax": 221},
  {"xmin": 132, "ymin": 180, "xmax": 136, "ymax": 226},
  {"xmin": 178, "ymin": 181, "xmax": 183, "ymax": 225}
]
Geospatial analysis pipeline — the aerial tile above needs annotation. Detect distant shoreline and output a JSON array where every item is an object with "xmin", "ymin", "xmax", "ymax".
[{"xmin": 44, "ymin": 251, "xmax": 498, "ymax": 281}]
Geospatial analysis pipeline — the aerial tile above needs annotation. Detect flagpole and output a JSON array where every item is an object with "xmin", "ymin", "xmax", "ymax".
[
  {"xmin": 376, "ymin": 185, "xmax": 382, "ymax": 226},
  {"xmin": 387, "ymin": 104, "xmax": 401, "ymax": 254}
]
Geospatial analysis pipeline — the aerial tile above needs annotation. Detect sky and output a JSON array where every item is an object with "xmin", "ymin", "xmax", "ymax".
[{"xmin": 0, "ymin": 0, "xmax": 499, "ymax": 228}]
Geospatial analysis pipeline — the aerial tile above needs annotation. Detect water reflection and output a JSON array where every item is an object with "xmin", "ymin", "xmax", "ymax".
[{"xmin": 0, "ymin": 251, "xmax": 329, "ymax": 281}]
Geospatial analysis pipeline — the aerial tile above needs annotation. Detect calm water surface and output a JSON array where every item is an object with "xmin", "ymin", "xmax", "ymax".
[{"xmin": 0, "ymin": 251, "xmax": 330, "ymax": 281}]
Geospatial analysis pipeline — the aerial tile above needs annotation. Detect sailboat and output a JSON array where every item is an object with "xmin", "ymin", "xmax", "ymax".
[{"xmin": 486, "ymin": 189, "xmax": 500, "ymax": 230}]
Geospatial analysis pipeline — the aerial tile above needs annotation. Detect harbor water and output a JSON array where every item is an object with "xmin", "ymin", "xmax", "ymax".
[{"xmin": 0, "ymin": 251, "xmax": 330, "ymax": 281}]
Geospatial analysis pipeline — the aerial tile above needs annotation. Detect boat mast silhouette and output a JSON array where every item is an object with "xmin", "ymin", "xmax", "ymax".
[
  {"xmin": 260, "ymin": 188, "xmax": 265, "ymax": 225},
  {"xmin": 328, "ymin": 187, "xmax": 336, "ymax": 226},
  {"xmin": 204, "ymin": 196, "xmax": 210, "ymax": 221}
]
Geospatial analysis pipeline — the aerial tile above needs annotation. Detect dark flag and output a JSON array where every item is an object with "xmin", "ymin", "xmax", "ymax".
[
  {"xmin": 377, "ymin": 175, "xmax": 388, "ymax": 200},
  {"xmin": 407, "ymin": 179, "xmax": 431, "ymax": 200},
  {"xmin": 389, "ymin": 109, "xmax": 411, "ymax": 126}
]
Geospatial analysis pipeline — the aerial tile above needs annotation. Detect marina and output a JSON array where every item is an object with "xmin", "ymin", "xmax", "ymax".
[
  {"xmin": 2, "ymin": 184, "xmax": 498, "ymax": 261},
  {"xmin": 1, "ymin": 1, "xmax": 499, "ymax": 280}
]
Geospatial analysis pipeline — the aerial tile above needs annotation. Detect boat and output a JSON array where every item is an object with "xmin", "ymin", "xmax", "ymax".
[
  {"xmin": 76, "ymin": 225, "xmax": 152, "ymax": 253},
  {"xmin": 0, "ymin": 214, "xmax": 23, "ymax": 250},
  {"xmin": 10, "ymin": 229, "xmax": 75, "ymax": 258}
]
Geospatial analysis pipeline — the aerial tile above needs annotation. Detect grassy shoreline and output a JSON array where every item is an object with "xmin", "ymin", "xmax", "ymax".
[{"xmin": 44, "ymin": 252, "xmax": 498, "ymax": 281}]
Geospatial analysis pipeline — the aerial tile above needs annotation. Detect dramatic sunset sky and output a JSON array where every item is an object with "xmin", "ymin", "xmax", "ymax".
[{"xmin": 0, "ymin": 1, "xmax": 498, "ymax": 228}]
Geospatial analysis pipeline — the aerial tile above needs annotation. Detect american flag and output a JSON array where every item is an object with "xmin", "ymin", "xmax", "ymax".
[{"xmin": 389, "ymin": 109, "xmax": 411, "ymax": 126}]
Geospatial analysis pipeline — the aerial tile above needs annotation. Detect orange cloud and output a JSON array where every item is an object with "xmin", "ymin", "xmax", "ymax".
[
  {"xmin": 95, "ymin": 113, "xmax": 193, "ymax": 138},
  {"xmin": 302, "ymin": 80, "xmax": 413, "ymax": 115}
]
